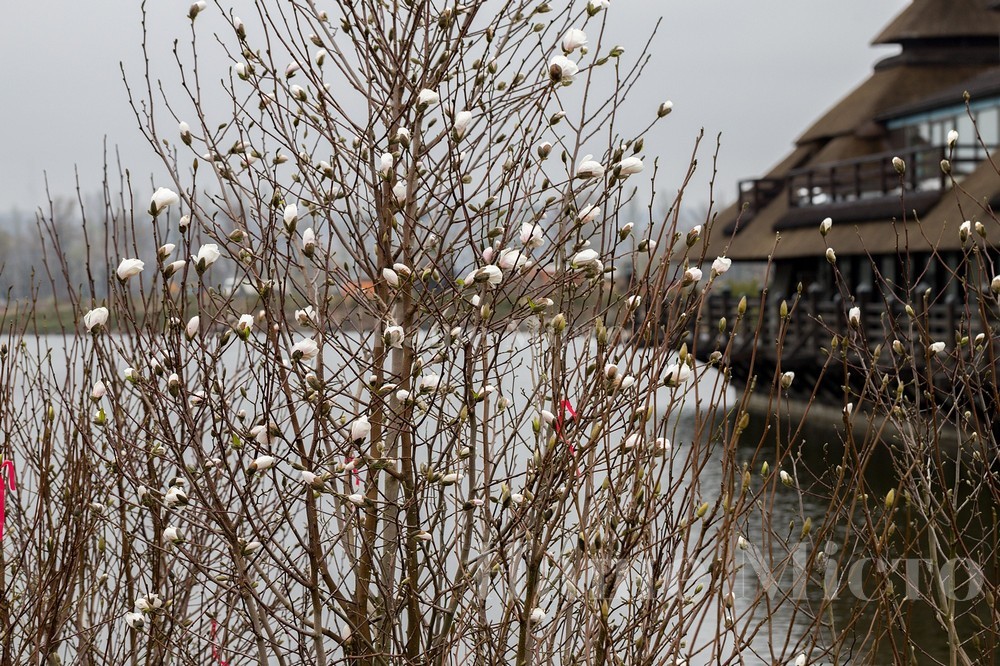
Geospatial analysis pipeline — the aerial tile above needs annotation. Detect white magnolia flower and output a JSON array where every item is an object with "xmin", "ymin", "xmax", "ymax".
[
  {"xmin": 825, "ymin": 248, "xmax": 837, "ymax": 265},
  {"xmin": 844, "ymin": 402, "xmax": 854, "ymax": 416},
  {"xmin": 419, "ymin": 374, "xmax": 441, "ymax": 393},
  {"xmin": 392, "ymin": 182, "xmax": 407, "ymax": 204},
  {"xmin": 621, "ymin": 375, "xmax": 636, "ymax": 390},
  {"xmin": 184, "ymin": 316, "xmax": 200, "ymax": 340},
  {"xmin": 588, "ymin": 0, "xmax": 611, "ymax": 12},
  {"xmin": 157, "ymin": 243, "xmax": 176, "ymax": 261},
  {"xmin": 615, "ymin": 156, "xmax": 643, "ymax": 176},
  {"xmin": 378, "ymin": 152, "xmax": 394, "ymax": 177},
  {"xmin": 520, "ymin": 222, "xmax": 545, "ymax": 249},
  {"xmin": 622, "ymin": 432, "xmax": 642, "ymax": 451},
  {"xmin": 576, "ymin": 155, "xmax": 605, "ymax": 179},
  {"xmin": 292, "ymin": 337, "xmax": 320, "ymax": 361},
  {"xmin": 476, "ymin": 265, "xmax": 504, "ymax": 287},
  {"xmin": 188, "ymin": 1, "xmax": 207, "ymax": 19},
  {"xmin": 236, "ymin": 313, "xmax": 254, "ymax": 335},
  {"xmin": 540, "ymin": 409, "xmax": 555, "ymax": 425},
  {"xmin": 383, "ymin": 267, "xmax": 400, "ymax": 287},
  {"xmin": 350, "ymin": 415, "xmax": 371, "ymax": 441},
  {"xmin": 892, "ymin": 156, "xmax": 905, "ymax": 174},
  {"xmin": 960, "ymin": 220, "xmax": 972, "ymax": 242},
  {"xmin": 384, "ymin": 324, "xmax": 405, "ymax": 349},
  {"xmin": 712, "ymin": 256, "xmax": 732, "ymax": 276},
  {"xmin": 163, "ymin": 259, "xmax": 187, "ymax": 278},
  {"xmin": 848, "ymin": 306, "xmax": 861, "ymax": 328},
  {"xmin": 780, "ymin": 371, "xmax": 795, "ymax": 389},
  {"xmin": 192, "ymin": 244, "xmax": 221, "ymax": 272},
  {"xmin": 626, "ymin": 295, "xmax": 642, "ymax": 309},
  {"xmin": 571, "ymin": 249, "xmax": 600, "ymax": 269},
  {"xmin": 395, "ymin": 389, "xmax": 411, "ymax": 402},
  {"xmin": 83, "ymin": 307, "xmax": 109, "ymax": 332},
  {"xmin": 283, "ymin": 203, "xmax": 298, "ymax": 229},
  {"xmin": 417, "ymin": 88, "xmax": 440, "ymax": 107},
  {"xmin": 302, "ymin": 227, "xmax": 317, "ymax": 256},
  {"xmin": 346, "ymin": 493, "xmax": 366, "ymax": 507},
  {"xmin": 163, "ymin": 525, "xmax": 182, "ymax": 544},
  {"xmin": 440, "ymin": 472, "xmax": 461, "ymax": 486},
  {"xmin": 820, "ymin": 217, "xmax": 833, "ymax": 236},
  {"xmin": 91, "ymin": 380, "xmax": 107, "ymax": 401},
  {"xmin": 549, "ymin": 55, "xmax": 580, "ymax": 82},
  {"xmin": 135, "ymin": 593, "xmax": 163, "ymax": 613},
  {"xmin": 249, "ymin": 455, "xmax": 277, "ymax": 472},
  {"xmin": 795, "ymin": 655, "xmax": 807, "ymax": 666},
  {"xmin": 301, "ymin": 470, "xmax": 320, "ymax": 485},
  {"xmin": 164, "ymin": 486, "xmax": 188, "ymax": 508},
  {"xmin": 453, "ymin": 110, "xmax": 473, "ymax": 140},
  {"xmin": 664, "ymin": 363, "xmax": 693, "ymax": 387},
  {"xmin": 947, "ymin": 130, "xmax": 959, "ymax": 148},
  {"xmin": 991, "ymin": 275, "xmax": 1000, "ymax": 295},
  {"xmin": 929, "ymin": 341, "xmax": 946, "ymax": 354},
  {"xmin": 124, "ymin": 612, "xmax": 145, "ymax": 630},
  {"xmin": 249, "ymin": 423, "xmax": 276, "ymax": 446},
  {"xmin": 561, "ymin": 28, "xmax": 588, "ymax": 53},
  {"xmin": 658, "ymin": 100, "xmax": 673, "ymax": 117},
  {"xmin": 123, "ymin": 367, "xmax": 137, "ymax": 382},
  {"xmin": 529, "ymin": 607, "xmax": 546, "ymax": 624},
  {"xmin": 295, "ymin": 306, "xmax": 317, "ymax": 327},
  {"xmin": 285, "ymin": 62, "xmax": 301, "ymax": 78},
  {"xmin": 290, "ymin": 84, "xmax": 307, "ymax": 101},
  {"xmin": 498, "ymin": 248, "xmax": 529, "ymax": 271},
  {"xmin": 683, "ymin": 267, "xmax": 703, "ymax": 284},
  {"xmin": 149, "ymin": 187, "xmax": 179, "ymax": 216},
  {"xmin": 117, "ymin": 258, "xmax": 145, "ymax": 281},
  {"xmin": 578, "ymin": 204, "xmax": 600, "ymax": 225},
  {"xmin": 780, "ymin": 470, "xmax": 794, "ymax": 487}
]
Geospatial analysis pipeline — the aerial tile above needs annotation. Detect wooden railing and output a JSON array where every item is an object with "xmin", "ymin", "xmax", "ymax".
[
  {"xmin": 695, "ymin": 287, "xmax": 989, "ymax": 366},
  {"xmin": 737, "ymin": 143, "xmax": 995, "ymax": 214}
]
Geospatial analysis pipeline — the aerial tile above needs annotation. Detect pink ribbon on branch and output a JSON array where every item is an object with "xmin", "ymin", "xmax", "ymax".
[
  {"xmin": 555, "ymin": 399, "xmax": 578, "ymax": 455},
  {"xmin": 211, "ymin": 618, "xmax": 230, "ymax": 665},
  {"xmin": 0, "ymin": 459, "xmax": 15, "ymax": 542}
]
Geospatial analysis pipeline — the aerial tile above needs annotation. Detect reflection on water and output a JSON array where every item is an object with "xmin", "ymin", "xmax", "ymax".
[{"xmin": 736, "ymin": 406, "xmax": 997, "ymax": 665}]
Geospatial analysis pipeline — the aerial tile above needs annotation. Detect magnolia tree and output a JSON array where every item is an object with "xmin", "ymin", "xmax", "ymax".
[{"xmin": 0, "ymin": 1, "xmax": 842, "ymax": 666}]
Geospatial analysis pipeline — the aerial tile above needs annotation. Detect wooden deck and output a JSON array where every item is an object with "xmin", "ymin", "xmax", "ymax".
[{"xmin": 691, "ymin": 287, "xmax": 993, "ymax": 403}]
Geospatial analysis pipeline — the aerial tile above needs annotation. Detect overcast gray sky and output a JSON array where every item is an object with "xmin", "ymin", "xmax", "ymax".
[{"xmin": 0, "ymin": 1, "xmax": 909, "ymax": 214}]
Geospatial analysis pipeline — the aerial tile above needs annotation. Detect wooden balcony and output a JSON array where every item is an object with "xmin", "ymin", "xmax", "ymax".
[{"xmin": 737, "ymin": 143, "xmax": 995, "ymax": 223}]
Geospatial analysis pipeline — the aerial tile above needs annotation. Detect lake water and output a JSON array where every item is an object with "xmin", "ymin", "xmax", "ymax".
[{"xmin": 1, "ymin": 332, "xmax": 989, "ymax": 664}]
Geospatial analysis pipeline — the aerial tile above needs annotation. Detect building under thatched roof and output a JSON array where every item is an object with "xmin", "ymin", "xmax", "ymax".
[{"xmin": 708, "ymin": 0, "xmax": 1000, "ymax": 294}]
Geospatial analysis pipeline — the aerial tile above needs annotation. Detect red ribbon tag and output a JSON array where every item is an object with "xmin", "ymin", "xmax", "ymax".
[
  {"xmin": 345, "ymin": 457, "xmax": 361, "ymax": 486},
  {"xmin": 0, "ymin": 459, "xmax": 15, "ymax": 542},
  {"xmin": 556, "ymin": 400, "xmax": 578, "ymax": 455},
  {"xmin": 211, "ymin": 618, "xmax": 230, "ymax": 665}
]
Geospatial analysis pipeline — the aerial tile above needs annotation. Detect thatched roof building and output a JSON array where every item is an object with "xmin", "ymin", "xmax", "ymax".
[{"xmin": 709, "ymin": 0, "xmax": 1000, "ymax": 269}]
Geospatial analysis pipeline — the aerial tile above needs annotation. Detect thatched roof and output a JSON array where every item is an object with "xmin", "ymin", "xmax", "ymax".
[
  {"xmin": 711, "ymin": 155, "xmax": 1000, "ymax": 260},
  {"xmin": 873, "ymin": 0, "xmax": 1000, "ymax": 44},
  {"xmin": 706, "ymin": 0, "xmax": 1000, "ymax": 261},
  {"xmin": 797, "ymin": 65, "xmax": 987, "ymax": 144}
]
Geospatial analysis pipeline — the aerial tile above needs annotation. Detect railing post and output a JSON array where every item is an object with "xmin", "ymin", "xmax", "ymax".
[
  {"xmin": 881, "ymin": 155, "xmax": 888, "ymax": 196},
  {"xmin": 940, "ymin": 145, "xmax": 947, "ymax": 191}
]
